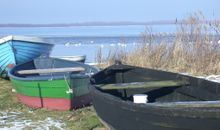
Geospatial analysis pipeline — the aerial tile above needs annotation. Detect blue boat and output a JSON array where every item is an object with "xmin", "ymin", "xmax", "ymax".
[{"xmin": 0, "ymin": 35, "xmax": 54, "ymax": 78}]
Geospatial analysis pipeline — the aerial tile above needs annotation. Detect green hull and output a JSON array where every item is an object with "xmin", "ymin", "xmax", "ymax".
[{"xmin": 10, "ymin": 77, "xmax": 90, "ymax": 99}]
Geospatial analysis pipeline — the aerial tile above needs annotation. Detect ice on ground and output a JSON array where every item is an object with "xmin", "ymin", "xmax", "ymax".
[
  {"xmin": 195, "ymin": 75, "xmax": 220, "ymax": 83},
  {"xmin": 204, "ymin": 75, "xmax": 220, "ymax": 83},
  {"xmin": 0, "ymin": 111, "xmax": 65, "ymax": 130},
  {"xmin": 180, "ymin": 73, "xmax": 220, "ymax": 83}
]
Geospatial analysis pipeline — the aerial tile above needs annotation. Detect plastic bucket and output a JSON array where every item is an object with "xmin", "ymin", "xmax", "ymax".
[{"xmin": 133, "ymin": 94, "xmax": 148, "ymax": 104}]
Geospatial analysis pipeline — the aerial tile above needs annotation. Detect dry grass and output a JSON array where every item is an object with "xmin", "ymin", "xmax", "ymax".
[
  {"xmin": 96, "ymin": 13, "xmax": 220, "ymax": 75},
  {"xmin": 0, "ymin": 79, "xmax": 103, "ymax": 130}
]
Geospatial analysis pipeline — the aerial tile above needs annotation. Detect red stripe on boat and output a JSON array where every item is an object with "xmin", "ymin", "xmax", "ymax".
[{"xmin": 16, "ymin": 94, "xmax": 91, "ymax": 110}]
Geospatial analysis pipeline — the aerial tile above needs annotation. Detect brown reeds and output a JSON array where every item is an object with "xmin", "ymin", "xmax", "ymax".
[{"xmin": 96, "ymin": 13, "xmax": 220, "ymax": 75}]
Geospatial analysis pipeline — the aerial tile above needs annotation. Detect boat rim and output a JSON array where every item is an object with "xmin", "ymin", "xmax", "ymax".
[
  {"xmin": 8, "ymin": 57, "xmax": 98, "ymax": 81},
  {"xmin": 92, "ymin": 85, "xmax": 220, "ymax": 108},
  {"xmin": 0, "ymin": 35, "xmax": 52, "ymax": 45},
  {"xmin": 52, "ymin": 55, "xmax": 86, "ymax": 58}
]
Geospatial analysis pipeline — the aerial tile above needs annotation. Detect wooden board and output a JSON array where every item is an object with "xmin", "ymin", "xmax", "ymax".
[
  {"xmin": 17, "ymin": 67, "xmax": 85, "ymax": 74},
  {"xmin": 99, "ymin": 80, "xmax": 189, "ymax": 90}
]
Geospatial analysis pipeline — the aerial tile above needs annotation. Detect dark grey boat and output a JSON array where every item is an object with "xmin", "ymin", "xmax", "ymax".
[{"xmin": 90, "ymin": 63, "xmax": 220, "ymax": 130}]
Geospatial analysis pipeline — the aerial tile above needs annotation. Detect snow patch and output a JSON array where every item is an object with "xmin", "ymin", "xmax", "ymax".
[
  {"xmin": 204, "ymin": 75, "xmax": 220, "ymax": 83},
  {"xmin": 0, "ymin": 112, "xmax": 65, "ymax": 130},
  {"xmin": 180, "ymin": 73, "xmax": 220, "ymax": 83}
]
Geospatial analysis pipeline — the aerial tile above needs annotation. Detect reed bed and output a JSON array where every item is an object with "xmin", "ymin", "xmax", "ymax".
[{"xmin": 96, "ymin": 13, "xmax": 220, "ymax": 75}]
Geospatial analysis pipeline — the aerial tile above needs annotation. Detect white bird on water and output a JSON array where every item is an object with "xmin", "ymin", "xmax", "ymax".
[
  {"xmin": 64, "ymin": 42, "xmax": 70, "ymax": 47},
  {"xmin": 110, "ymin": 43, "xmax": 115, "ymax": 46}
]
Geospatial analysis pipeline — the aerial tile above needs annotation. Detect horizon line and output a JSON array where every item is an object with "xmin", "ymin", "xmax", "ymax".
[{"xmin": 0, "ymin": 20, "xmax": 219, "ymax": 27}]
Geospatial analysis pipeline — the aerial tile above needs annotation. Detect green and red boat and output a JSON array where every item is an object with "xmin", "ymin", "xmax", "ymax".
[{"xmin": 8, "ymin": 56, "xmax": 99, "ymax": 110}]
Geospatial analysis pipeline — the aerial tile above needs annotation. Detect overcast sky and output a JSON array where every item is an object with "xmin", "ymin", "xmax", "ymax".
[{"xmin": 0, "ymin": 0, "xmax": 219, "ymax": 24}]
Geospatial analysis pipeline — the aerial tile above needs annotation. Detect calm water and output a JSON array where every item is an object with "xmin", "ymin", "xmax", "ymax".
[{"xmin": 0, "ymin": 25, "xmax": 177, "ymax": 62}]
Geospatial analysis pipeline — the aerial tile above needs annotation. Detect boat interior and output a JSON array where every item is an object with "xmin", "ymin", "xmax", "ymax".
[
  {"xmin": 11, "ymin": 57, "xmax": 97, "ymax": 79},
  {"xmin": 91, "ymin": 64, "xmax": 220, "ymax": 103}
]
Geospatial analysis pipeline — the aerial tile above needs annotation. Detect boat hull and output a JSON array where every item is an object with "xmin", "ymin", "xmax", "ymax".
[
  {"xmin": 0, "ymin": 36, "xmax": 53, "ymax": 78},
  {"xmin": 9, "ymin": 57, "xmax": 99, "ymax": 110},
  {"xmin": 91, "ymin": 85, "xmax": 220, "ymax": 130},
  {"xmin": 53, "ymin": 55, "xmax": 86, "ymax": 63},
  {"xmin": 10, "ymin": 77, "xmax": 89, "ymax": 99},
  {"xmin": 10, "ymin": 75, "xmax": 92, "ymax": 110},
  {"xmin": 90, "ymin": 64, "xmax": 220, "ymax": 130},
  {"xmin": 17, "ymin": 93, "xmax": 91, "ymax": 110}
]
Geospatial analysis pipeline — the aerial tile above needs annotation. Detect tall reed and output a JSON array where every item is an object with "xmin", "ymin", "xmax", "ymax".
[{"xmin": 96, "ymin": 13, "xmax": 220, "ymax": 75}]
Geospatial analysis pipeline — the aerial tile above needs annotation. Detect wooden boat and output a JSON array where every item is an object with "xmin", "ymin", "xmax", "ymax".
[
  {"xmin": 0, "ymin": 35, "xmax": 54, "ymax": 78},
  {"xmin": 52, "ymin": 55, "xmax": 86, "ymax": 63},
  {"xmin": 90, "ymin": 63, "xmax": 220, "ymax": 130},
  {"xmin": 8, "ymin": 57, "xmax": 99, "ymax": 110}
]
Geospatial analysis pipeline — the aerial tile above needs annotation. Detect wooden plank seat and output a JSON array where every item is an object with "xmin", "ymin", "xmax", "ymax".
[
  {"xmin": 98, "ymin": 80, "xmax": 189, "ymax": 90},
  {"xmin": 17, "ymin": 67, "xmax": 85, "ymax": 74}
]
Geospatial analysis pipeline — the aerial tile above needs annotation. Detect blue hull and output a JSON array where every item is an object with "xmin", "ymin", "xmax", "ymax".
[{"xmin": 0, "ymin": 36, "xmax": 53, "ymax": 77}]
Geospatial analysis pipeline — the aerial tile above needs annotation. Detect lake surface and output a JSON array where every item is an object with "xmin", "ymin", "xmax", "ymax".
[{"xmin": 0, "ymin": 25, "xmax": 177, "ymax": 62}]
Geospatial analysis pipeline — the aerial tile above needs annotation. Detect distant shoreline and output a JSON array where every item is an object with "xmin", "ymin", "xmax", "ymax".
[{"xmin": 0, "ymin": 20, "xmax": 218, "ymax": 27}]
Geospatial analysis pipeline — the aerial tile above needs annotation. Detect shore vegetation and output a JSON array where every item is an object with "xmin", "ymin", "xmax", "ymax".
[{"xmin": 96, "ymin": 13, "xmax": 220, "ymax": 75}]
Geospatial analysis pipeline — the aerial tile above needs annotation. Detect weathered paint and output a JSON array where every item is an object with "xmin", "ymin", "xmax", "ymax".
[
  {"xmin": 8, "ymin": 57, "xmax": 99, "ymax": 110},
  {"xmin": 10, "ymin": 77, "xmax": 90, "ymax": 99},
  {"xmin": 17, "ymin": 93, "xmax": 91, "ymax": 110},
  {"xmin": 0, "ymin": 36, "xmax": 53, "ymax": 77},
  {"xmin": 11, "ymin": 78, "xmax": 71, "ymax": 98}
]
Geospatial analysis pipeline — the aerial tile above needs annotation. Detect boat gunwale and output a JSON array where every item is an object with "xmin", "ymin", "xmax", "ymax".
[
  {"xmin": 92, "ymin": 85, "xmax": 220, "ymax": 108},
  {"xmin": 0, "ymin": 35, "xmax": 53, "ymax": 45},
  {"xmin": 52, "ymin": 55, "xmax": 86, "ymax": 62},
  {"xmin": 8, "ymin": 57, "xmax": 98, "ymax": 81},
  {"xmin": 9, "ymin": 72, "xmax": 89, "ymax": 81},
  {"xmin": 52, "ymin": 55, "xmax": 86, "ymax": 59}
]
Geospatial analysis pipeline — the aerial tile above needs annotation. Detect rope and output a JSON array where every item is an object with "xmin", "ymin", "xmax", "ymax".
[
  {"xmin": 49, "ymin": 59, "xmax": 55, "ymax": 81},
  {"xmin": 64, "ymin": 73, "xmax": 73, "ymax": 94}
]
